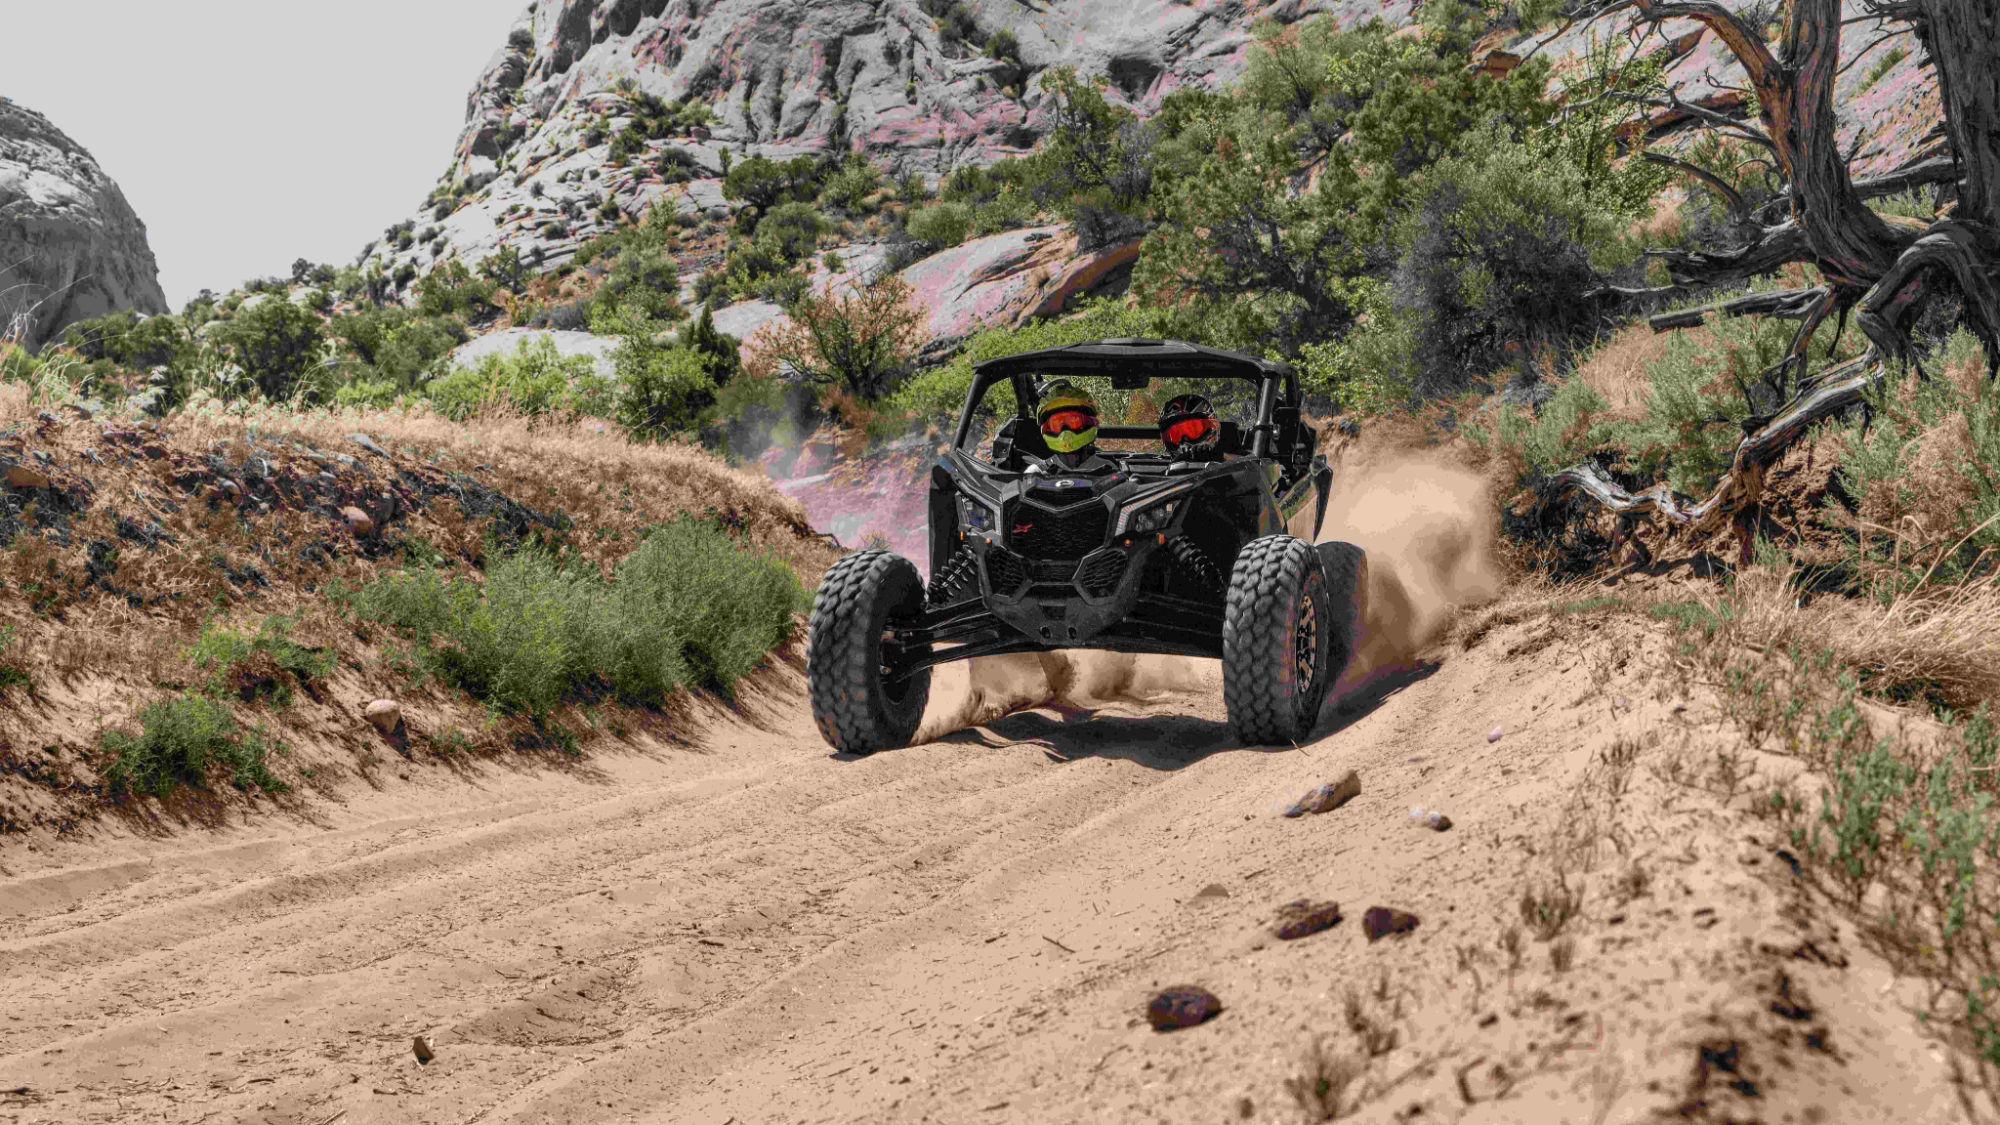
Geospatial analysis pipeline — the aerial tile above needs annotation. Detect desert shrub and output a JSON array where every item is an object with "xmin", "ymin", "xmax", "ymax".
[
  {"xmin": 1385, "ymin": 128, "xmax": 1620, "ymax": 397},
  {"xmin": 754, "ymin": 202, "xmax": 830, "ymax": 265},
  {"xmin": 904, "ymin": 201, "xmax": 975, "ymax": 249},
  {"xmin": 427, "ymin": 336, "xmax": 613, "ymax": 421},
  {"xmin": 51, "ymin": 309, "xmax": 192, "ymax": 373},
  {"xmin": 589, "ymin": 243, "xmax": 684, "ymax": 334},
  {"xmin": 528, "ymin": 300, "xmax": 592, "ymax": 332},
  {"xmin": 1856, "ymin": 46, "xmax": 1908, "ymax": 95},
  {"xmin": 189, "ymin": 615, "xmax": 333, "ymax": 704},
  {"xmin": 819, "ymin": 152, "xmax": 885, "ymax": 213},
  {"xmin": 210, "ymin": 298, "xmax": 329, "ymax": 402},
  {"xmin": 722, "ymin": 154, "xmax": 824, "ymax": 221},
  {"xmin": 614, "ymin": 339, "xmax": 718, "ymax": 441},
  {"xmin": 1836, "ymin": 330, "xmax": 2000, "ymax": 569},
  {"xmin": 747, "ymin": 274, "xmax": 925, "ymax": 400},
  {"xmin": 351, "ymin": 519, "xmax": 806, "ymax": 716},
  {"xmin": 692, "ymin": 268, "xmax": 731, "ymax": 308},
  {"xmin": 682, "ymin": 302, "xmax": 742, "ymax": 385},
  {"xmin": 100, "ymin": 694, "xmax": 284, "ymax": 796}
]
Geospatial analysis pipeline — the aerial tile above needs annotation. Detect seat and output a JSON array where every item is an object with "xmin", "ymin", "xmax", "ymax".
[{"xmin": 990, "ymin": 416, "xmax": 1050, "ymax": 469}]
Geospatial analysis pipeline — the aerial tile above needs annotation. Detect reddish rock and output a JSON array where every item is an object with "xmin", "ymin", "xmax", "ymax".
[
  {"xmin": 1362, "ymin": 906, "xmax": 1420, "ymax": 942},
  {"xmin": 1146, "ymin": 986, "xmax": 1222, "ymax": 1031},
  {"xmin": 5, "ymin": 463, "xmax": 49, "ymax": 490},
  {"xmin": 1273, "ymin": 900, "xmax": 1343, "ymax": 940},
  {"xmin": 342, "ymin": 506, "xmax": 376, "ymax": 536},
  {"xmin": 1283, "ymin": 770, "xmax": 1360, "ymax": 817}
]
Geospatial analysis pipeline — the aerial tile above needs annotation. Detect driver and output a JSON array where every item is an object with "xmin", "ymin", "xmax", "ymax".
[
  {"xmin": 1034, "ymin": 380, "xmax": 1110, "ymax": 472},
  {"xmin": 1159, "ymin": 393, "xmax": 1222, "ymax": 461}
]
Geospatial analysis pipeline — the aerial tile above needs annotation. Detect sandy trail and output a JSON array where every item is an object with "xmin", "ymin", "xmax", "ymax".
[{"xmin": 0, "ymin": 606, "xmax": 1970, "ymax": 1124}]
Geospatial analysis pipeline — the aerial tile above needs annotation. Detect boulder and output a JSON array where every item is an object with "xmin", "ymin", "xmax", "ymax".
[
  {"xmin": 364, "ymin": 700, "xmax": 403, "ymax": 734},
  {"xmin": 0, "ymin": 100, "xmax": 167, "ymax": 350}
]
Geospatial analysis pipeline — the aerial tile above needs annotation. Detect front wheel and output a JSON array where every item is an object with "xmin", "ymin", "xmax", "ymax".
[
  {"xmin": 1223, "ymin": 535, "xmax": 1332, "ymax": 745},
  {"xmin": 807, "ymin": 550, "xmax": 933, "ymax": 755}
]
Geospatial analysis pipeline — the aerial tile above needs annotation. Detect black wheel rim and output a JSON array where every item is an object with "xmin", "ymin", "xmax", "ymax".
[{"xmin": 1294, "ymin": 593, "xmax": 1319, "ymax": 696}]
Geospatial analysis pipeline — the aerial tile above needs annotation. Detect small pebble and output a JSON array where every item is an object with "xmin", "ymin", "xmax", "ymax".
[{"xmin": 1487, "ymin": 727, "xmax": 1503, "ymax": 743}]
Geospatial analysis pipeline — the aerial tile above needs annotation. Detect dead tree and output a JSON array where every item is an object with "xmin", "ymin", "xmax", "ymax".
[{"xmin": 1546, "ymin": 0, "xmax": 2000, "ymax": 562}]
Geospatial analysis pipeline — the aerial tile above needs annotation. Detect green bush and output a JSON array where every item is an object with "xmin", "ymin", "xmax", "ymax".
[
  {"xmin": 189, "ymin": 615, "xmax": 334, "ymax": 704},
  {"xmin": 614, "ymin": 340, "xmax": 718, "ymax": 441},
  {"xmin": 426, "ymin": 336, "xmax": 614, "ymax": 421},
  {"xmin": 101, "ymin": 695, "xmax": 284, "ymax": 796},
  {"xmin": 819, "ymin": 152, "xmax": 885, "ymax": 213},
  {"xmin": 905, "ymin": 201, "xmax": 974, "ymax": 249},
  {"xmin": 211, "ymin": 298, "xmax": 329, "ymax": 402},
  {"xmin": 411, "ymin": 260, "xmax": 499, "ymax": 321},
  {"xmin": 351, "ymin": 518, "xmax": 807, "ymax": 717}
]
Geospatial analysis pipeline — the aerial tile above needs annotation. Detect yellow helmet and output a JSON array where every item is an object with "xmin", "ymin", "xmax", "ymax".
[{"xmin": 1036, "ymin": 380, "xmax": 1099, "ymax": 454}]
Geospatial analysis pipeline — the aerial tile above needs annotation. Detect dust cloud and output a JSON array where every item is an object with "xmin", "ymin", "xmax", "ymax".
[
  {"xmin": 1320, "ymin": 452, "xmax": 1503, "ymax": 698},
  {"xmin": 917, "ymin": 652, "xmax": 1213, "ymax": 742}
]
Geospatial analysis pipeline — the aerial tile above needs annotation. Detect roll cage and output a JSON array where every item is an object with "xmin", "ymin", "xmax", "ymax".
[{"xmin": 950, "ymin": 338, "xmax": 1305, "ymax": 463}]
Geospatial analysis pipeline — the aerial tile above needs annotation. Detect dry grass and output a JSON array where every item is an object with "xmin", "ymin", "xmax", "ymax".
[
  {"xmin": 1572, "ymin": 323, "xmax": 1665, "ymax": 423},
  {"xmin": 1675, "ymin": 563, "xmax": 2000, "ymax": 715},
  {"xmin": 1286, "ymin": 1035, "xmax": 1366, "ymax": 1121},
  {"xmin": 173, "ymin": 400, "xmax": 831, "ymax": 574},
  {"xmin": 1519, "ymin": 873, "xmax": 1586, "ymax": 941}
]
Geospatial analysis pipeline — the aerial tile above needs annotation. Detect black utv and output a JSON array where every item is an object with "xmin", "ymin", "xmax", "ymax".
[{"xmin": 807, "ymin": 338, "xmax": 1368, "ymax": 753}]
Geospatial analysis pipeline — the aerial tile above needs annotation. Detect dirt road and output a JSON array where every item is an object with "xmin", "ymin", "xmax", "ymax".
[{"xmin": 1, "ymin": 611, "xmax": 1969, "ymax": 1125}]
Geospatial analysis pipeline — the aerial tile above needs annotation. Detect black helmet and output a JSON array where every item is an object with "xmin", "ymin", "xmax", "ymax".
[{"xmin": 1159, "ymin": 394, "xmax": 1220, "ymax": 459}]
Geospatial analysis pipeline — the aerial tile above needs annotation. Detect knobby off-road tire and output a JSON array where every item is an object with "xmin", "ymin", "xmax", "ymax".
[
  {"xmin": 1316, "ymin": 540, "xmax": 1367, "ymax": 696},
  {"xmin": 808, "ymin": 550, "xmax": 933, "ymax": 755},
  {"xmin": 1223, "ymin": 535, "xmax": 1333, "ymax": 745}
]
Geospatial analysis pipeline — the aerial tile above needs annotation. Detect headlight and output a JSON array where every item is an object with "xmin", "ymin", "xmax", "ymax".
[
  {"xmin": 1116, "ymin": 498, "xmax": 1182, "ymax": 537},
  {"xmin": 956, "ymin": 492, "xmax": 999, "ymax": 534}
]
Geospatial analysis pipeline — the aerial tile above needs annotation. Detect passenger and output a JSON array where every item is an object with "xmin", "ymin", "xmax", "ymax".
[{"xmin": 1159, "ymin": 394, "xmax": 1222, "ymax": 461}]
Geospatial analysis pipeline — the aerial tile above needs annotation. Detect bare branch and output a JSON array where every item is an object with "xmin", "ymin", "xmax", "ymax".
[
  {"xmin": 1643, "ymin": 152, "xmax": 1750, "ymax": 225},
  {"xmin": 1545, "ymin": 351, "xmax": 1881, "ymax": 536},
  {"xmin": 1649, "ymin": 285, "xmax": 1827, "ymax": 332}
]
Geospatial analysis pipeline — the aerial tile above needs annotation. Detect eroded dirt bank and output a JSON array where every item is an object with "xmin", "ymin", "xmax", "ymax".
[{"xmin": 0, "ymin": 604, "xmax": 1969, "ymax": 1124}]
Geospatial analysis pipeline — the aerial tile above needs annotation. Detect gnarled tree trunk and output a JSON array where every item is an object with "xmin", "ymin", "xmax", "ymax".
[{"xmin": 1548, "ymin": 0, "xmax": 1999, "ymax": 562}]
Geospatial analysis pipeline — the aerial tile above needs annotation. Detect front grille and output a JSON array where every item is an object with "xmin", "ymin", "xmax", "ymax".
[
  {"xmin": 1031, "ymin": 559, "xmax": 1079, "ymax": 584},
  {"xmin": 1077, "ymin": 550, "xmax": 1128, "ymax": 598},
  {"xmin": 1007, "ymin": 500, "xmax": 1108, "ymax": 560},
  {"xmin": 984, "ymin": 547, "xmax": 1030, "ymax": 596}
]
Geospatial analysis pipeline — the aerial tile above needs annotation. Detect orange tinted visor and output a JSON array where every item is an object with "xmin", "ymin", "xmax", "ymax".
[
  {"xmin": 1041, "ymin": 408, "xmax": 1097, "ymax": 436},
  {"xmin": 1164, "ymin": 417, "xmax": 1217, "ymax": 447}
]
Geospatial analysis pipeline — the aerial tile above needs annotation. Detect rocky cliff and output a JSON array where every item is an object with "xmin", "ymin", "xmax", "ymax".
[
  {"xmin": 374, "ymin": 0, "xmax": 1933, "ymax": 318},
  {"xmin": 365, "ymin": 0, "xmax": 1420, "ymax": 283},
  {"xmin": 0, "ymin": 99, "xmax": 167, "ymax": 350}
]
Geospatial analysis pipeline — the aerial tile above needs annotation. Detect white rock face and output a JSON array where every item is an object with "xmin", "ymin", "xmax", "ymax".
[
  {"xmin": 361, "ymin": 0, "xmax": 1416, "ymax": 287},
  {"xmin": 0, "ymin": 99, "xmax": 167, "ymax": 349},
  {"xmin": 448, "ymin": 327, "xmax": 625, "ymax": 377}
]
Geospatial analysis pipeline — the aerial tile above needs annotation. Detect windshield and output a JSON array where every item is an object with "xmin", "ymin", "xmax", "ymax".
[{"xmin": 954, "ymin": 373, "xmax": 1262, "ymax": 457}]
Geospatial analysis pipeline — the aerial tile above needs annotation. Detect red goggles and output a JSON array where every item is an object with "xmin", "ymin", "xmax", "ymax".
[
  {"xmin": 1163, "ymin": 417, "xmax": 1218, "ymax": 447},
  {"xmin": 1041, "ymin": 408, "xmax": 1097, "ymax": 436}
]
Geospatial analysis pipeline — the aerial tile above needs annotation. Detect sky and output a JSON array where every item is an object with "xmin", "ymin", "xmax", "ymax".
[{"xmin": 2, "ymin": 0, "xmax": 525, "ymax": 309}]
